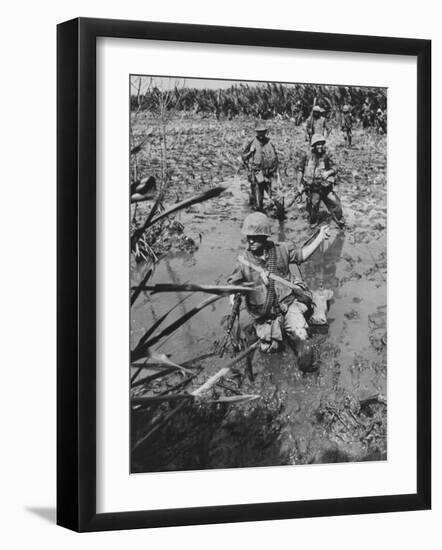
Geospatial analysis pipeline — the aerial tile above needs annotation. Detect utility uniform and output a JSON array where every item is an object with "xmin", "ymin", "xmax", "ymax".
[
  {"xmin": 375, "ymin": 109, "xmax": 387, "ymax": 134},
  {"xmin": 361, "ymin": 103, "xmax": 372, "ymax": 128},
  {"xmin": 242, "ymin": 136, "xmax": 278, "ymax": 177},
  {"xmin": 242, "ymin": 134, "xmax": 279, "ymax": 208},
  {"xmin": 306, "ymin": 115, "xmax": 328, "ymax": 143},
  {"xmin": 292, "ymin": 100, "xmax": 303, "ymax": 125},
  {"xmin": 297, "ymin": 148, "xmax": 343, "ymax": 226},
  {"xmin": 341, "ymin": 109, "xmax": 354, "ymax": 146},
  {"xmin": 228, "ymin": 240, "xmax": 311, "ymax": 349}
]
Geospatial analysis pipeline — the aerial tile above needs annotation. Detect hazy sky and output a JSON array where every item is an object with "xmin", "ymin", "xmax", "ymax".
[
  {"xmin": 130, "ymin": 75, "xmax": 292, "ymax": 92},
  {"xmin": 129, "ymin": 75, "xmax": 386, "ymax": 94}
]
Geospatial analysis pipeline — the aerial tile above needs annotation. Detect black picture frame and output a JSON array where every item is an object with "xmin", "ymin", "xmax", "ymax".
[{"xmin": 57, "ymin": 17, "xmax": 431, "ymax": 532}]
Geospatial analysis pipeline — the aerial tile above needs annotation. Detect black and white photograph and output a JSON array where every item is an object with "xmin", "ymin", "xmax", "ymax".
[{"xmin": 129, "ymin": 75, "xmax": 387, "ymax": 474}]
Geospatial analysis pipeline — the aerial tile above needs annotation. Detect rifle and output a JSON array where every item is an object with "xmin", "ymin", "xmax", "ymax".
[
  {"xmin": 238, "ymin": 256, "xmax": 313, "ymax": 307},
  {"xmin": 219, "ymin": 293, "xmax": 242, "ymax": 357}
]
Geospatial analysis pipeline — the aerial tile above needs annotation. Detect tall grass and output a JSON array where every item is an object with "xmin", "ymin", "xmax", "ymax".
[{"xmin": 131, "ymin": 82, "xmax": 387, "ymax": 120}]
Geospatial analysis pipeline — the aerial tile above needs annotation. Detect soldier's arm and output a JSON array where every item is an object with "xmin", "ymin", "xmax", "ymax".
[
  {"xmin": 241, "ymin": 140, "xmax": 254, "ymax": 163},
  {"xmin": 323, "ymin": 153, "xmax": 337, "ymax": 178},
  {"xmin": 298, "ymin": 226, "xmax": 330, "ymax": 263},
  {"xmin": 284, "ymin": 241, "xmax": 301, "ymax": 265}
]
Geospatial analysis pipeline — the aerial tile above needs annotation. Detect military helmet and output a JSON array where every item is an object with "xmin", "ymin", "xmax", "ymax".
[
  {"xmin": 312, "ymin": 105, "xmax": 322, "ymax": 113},
  {"xmin": 255, "ymin": 123, "xmax": 268, "ymax": 133},
  {"xmin": 241, "ymin": 212, "xmax": 271, "ymax": 237},
  {"xmin": 311, "ymin": 133, "xmax": 326, "ymax": 147}
]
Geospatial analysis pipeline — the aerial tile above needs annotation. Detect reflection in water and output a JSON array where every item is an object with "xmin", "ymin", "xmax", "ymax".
[
  {"xmin": 163, "ymin": 257, "xmax": 193, "ymax": 342},
  {"xmin": 302, "ymin": 230, "xmax": 346, "ymax": 290}
]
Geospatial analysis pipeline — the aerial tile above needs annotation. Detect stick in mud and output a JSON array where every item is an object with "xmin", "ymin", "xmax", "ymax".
[{"xmin": 192, "ymin": 342, "xmax": 260, "ymax": 397}]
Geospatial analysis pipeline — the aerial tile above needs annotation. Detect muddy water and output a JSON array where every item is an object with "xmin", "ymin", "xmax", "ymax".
[{"xmin": 131, "ymin": 123, "xmax": 387, "ymax": 471}]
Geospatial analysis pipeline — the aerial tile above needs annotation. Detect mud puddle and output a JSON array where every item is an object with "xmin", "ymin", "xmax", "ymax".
[{"xmin": 130, "ymin": 121, "xmax": 387, "ymax": 472}]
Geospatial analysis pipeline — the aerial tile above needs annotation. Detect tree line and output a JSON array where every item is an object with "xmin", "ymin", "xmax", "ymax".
[{"xmin": 130, "ymin": 81, "xmax": 387, "ymax": 121}]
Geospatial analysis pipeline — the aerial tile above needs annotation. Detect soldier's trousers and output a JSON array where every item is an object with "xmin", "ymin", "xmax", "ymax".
[
  {"xmin": 307, "ymin": 188, "xmax": 343, "ymax": 225},
  {"xmin": 342, "ymin": 127, "xmax": 352, "ymax": 145}
]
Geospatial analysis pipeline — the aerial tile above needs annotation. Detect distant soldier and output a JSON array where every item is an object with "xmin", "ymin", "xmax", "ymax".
[
  {"xmin": 261, "ymin": 107, "xmax": 274, "ymax": 120},
  {"xmin": 306, "ymin": 105, "xmax": 329, "ymax": 143},
  {"xmin": 361, "ymin": 99, "xmax": 373, "ymax": 129},
  {"xmin": 296, "ymin": 134, "xmax": 345, "ymax": 228},
  {"xmin": 341, "ymin": 104, "xmax": 354, "ymax": 147},
  {"xmin": 292, "ymin": 99, "xmax": 303, "ymax": 125},
  {"xmin": 242, "ymin": 124, "xmax": 279, "ymax": 211},
  {"xmin": 375, "ymin": 108, "xmax": 387, "ymax": 134}
]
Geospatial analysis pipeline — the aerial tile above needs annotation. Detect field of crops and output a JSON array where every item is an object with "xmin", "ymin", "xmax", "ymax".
[
  {"xmin": 130, "ymin": 110, "xmax": 387, "ymax": 473},
  {"xmin": 131, "ymin": 79, "xmax": 387, "ymax": 121}
]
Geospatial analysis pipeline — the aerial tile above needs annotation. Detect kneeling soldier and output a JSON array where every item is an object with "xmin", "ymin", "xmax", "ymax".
[{"xmin": 228, "ymin": 212, "xmax": 330, "ymax": 370}]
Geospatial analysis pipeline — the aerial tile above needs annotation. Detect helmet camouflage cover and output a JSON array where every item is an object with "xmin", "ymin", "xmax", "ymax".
[
  {"xmin": 255, "ymin": 123, "xmax": 268, "ymax": 133},
  {"xmin": 311, "ymin": 133, "xmax": 326, "ymax": 147},
  {"xmin": 241, "ymin": 212, "xmax": 271, "ymax": 236}
]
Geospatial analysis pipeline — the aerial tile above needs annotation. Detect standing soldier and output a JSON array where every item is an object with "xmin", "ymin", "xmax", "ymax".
[
  {"xmin": 306, "ymin": 105, "xmax": 329, "ymax": 143},
  {"xmin": 227, "ymin": 212, "xmax": 330, "ymax": 367},
  {"xmin": 361, "ymin": 98, "xmax": 372, "ymax": 129},
  {"xmin": 242, "ymin": 124, "xmax": 280, "ymax": 211},
  {"xmin": 375, "ymin": 107, "xmax": 387, "ymax": 134},
  {"xmin": 293, "ymin": 99, "xmax": 303, "ymax": 125},
  {"xmin": 341, "ymin": 104, "xmax": 354, "ymax": 147},
  {"xmin": 296, "ymin": 134, "xmax": 345, "ymax": 228}
]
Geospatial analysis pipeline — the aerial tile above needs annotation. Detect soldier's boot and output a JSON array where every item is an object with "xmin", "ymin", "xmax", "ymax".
[
  {"xmin": 286, "ymin": 334, "xmax": 315, "ymax": 372},
  {"xmin": 297, "ymin": 340, "xmax": 315, "ymax": 372}
]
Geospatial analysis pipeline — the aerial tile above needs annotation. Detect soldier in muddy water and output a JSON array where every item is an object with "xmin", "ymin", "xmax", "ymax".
[
  {"xmin": 227, "ymin": 212, "xmax": 331, "ymax": 371},
  {"xmin": 241, "ymin": 124, "xmax": 281, "ymax": 211},
  {"xmin": 296, "ymin": 134, "xmax": 345, "ymax": 229}
]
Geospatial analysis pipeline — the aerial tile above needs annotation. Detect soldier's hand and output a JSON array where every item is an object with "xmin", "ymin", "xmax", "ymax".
[{"xmin": 229, "ymin": 294, "xmax": 236, "ymax": 306}]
